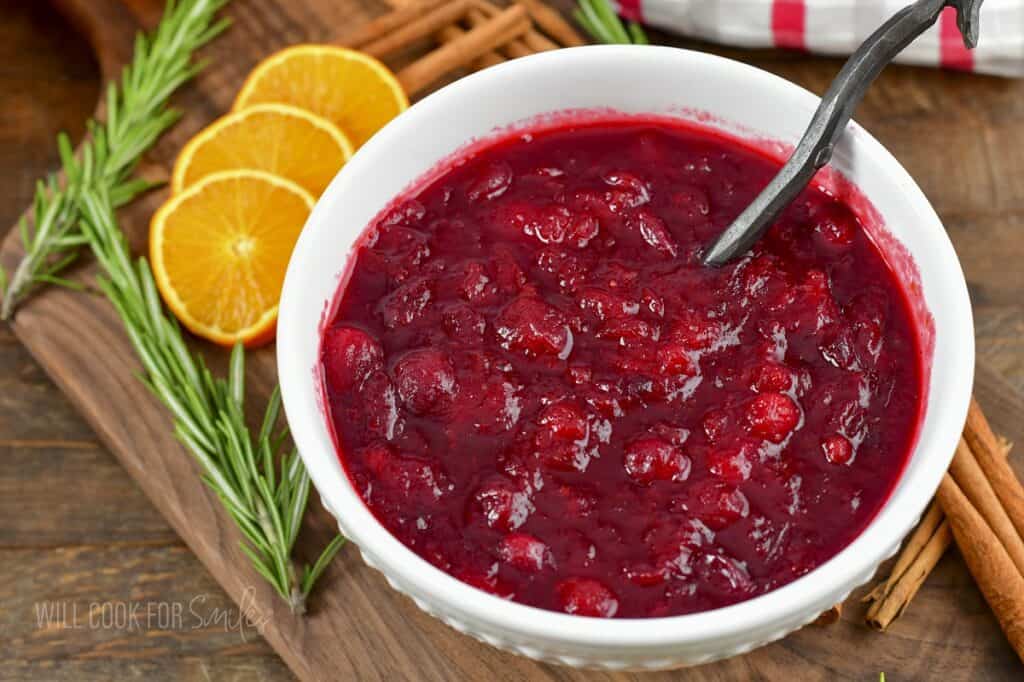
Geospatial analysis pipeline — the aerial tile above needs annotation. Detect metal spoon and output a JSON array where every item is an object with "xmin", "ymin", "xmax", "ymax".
[{"xmin": 701, "ymin": 0, "xmax": 982, "ymax": 267}]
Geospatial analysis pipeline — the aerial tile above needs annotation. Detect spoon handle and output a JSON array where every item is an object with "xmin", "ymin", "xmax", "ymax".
[{"xmin": 702, "ymin": 0, "xmax": 952, "ymax": 267}]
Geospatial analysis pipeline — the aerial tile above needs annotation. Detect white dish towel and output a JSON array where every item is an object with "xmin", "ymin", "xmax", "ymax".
[{"xmin": 615, "ymin": 0, "xmax": 1024, "ymax": 76}]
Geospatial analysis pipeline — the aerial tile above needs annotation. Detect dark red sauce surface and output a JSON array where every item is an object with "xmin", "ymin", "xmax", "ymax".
[{"xmin": 319, "ymin": 119, "xmax": 924, "ymax": 618}]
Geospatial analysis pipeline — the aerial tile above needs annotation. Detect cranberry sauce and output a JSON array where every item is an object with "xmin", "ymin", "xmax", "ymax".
[{"xmin": 320, "ymin": 119, "xmax": 923, "ymax": 618}]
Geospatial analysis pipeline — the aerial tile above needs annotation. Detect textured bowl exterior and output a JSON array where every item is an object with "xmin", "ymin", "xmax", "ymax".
[
  {"xmin": 278, "ymin": 47, "xmax": 974, "ymax": 669},
  {"xmin": 320, "ymin": 492, "xmax": 910, "ymax": 670}
]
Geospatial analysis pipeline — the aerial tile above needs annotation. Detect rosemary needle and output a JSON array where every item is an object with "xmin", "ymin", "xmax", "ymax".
[{"xmin": 574, "ymin": 0, "xmax": 650, "ymax": 46}]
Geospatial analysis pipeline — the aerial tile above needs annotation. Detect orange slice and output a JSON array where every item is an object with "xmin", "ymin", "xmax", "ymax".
[
  {"xmin": 171, "ymin": 103, "xmax": 353, "ymax": 197},
  {"xmin": 234, "ymin": 45, "xmax": 408, "ymax": 149},
  {"xmin": 150, "ymin": 169, "xmax": 315, "ymax": 347}
]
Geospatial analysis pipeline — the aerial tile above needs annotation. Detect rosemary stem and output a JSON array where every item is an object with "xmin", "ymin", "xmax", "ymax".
[
  {"xmin": 2, "ymin": 252, "xmax": 38, "ymax": 319},
  {"xmin": 288, "ymin": 562, "xmax": 308, "ymax": 616},
  {"xmin": 253, "ymin": 465, "xmax": 313, "ymax": 614}
]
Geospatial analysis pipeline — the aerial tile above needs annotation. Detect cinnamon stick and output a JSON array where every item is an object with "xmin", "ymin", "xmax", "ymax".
[
  {"xmin": 863, "ymin": 430, "xmax": 1015, "ymax": 630},
  {"xmin": 863, "ymin": 501, "xmax": 944, "ymax": 606},
  {"xmin": 362, "ymin": 0, "xmax": 473, "ymax": 59},
  {"xmin": 936, "ymin": 473, "xmax": 1024, "ymax": 663},
  {"xmin": 398, "ymin": 5, "xmax": 530, "ymax": 95},
  {"xmin": 814, "ymin": 602, "xmax": 842, "ymax": 625},
  {"xmin": 965, "ymin": 397, "xmax": 1024, "ymax": 540},
  {"xmin": 466, "ymin": 6, "xmax": 533, "ymax": 59},
  {"xmin": 343, "ymin": 0, "xmax": 449, "ymax": 49},
  {"xmin": 949, "ymin": 437, "xmax": 1024, "ymax": 575},
  {"xmin": 519, "ymin": 25, "xmax": 560, "ymax": 53},
  {"xmin": 436, "ymin": 24, "xmax": 506, "ymax": 69},
  {"xmin": 473, "ymin": 1, "xmax": 556, "ymax": 56},
  {"xmin": 866, "ymin": 520, "xmax": 952, "ymax": 630},
  {"xmin": 519, "ymin": 0, "xmax": 587, "ymax": 46},
  {"xmin": 500, "ymin": 36, "xmax": 534, "ymax": 58}
]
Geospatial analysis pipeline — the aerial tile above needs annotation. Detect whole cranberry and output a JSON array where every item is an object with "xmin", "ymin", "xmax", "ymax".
[
  {"xmin": 452, "ymin": 568, "xmax": 515, "ymax": 599},
  {"xmin": 687, "ymin": 481, "xmax": 750, "ymax": 530},
  {"xmin": 379, "ymin": 277, "xmax": 433, "ymax": 329},
  {"xmin": 498, "ymin": 534, "xmax": 554, "ymax": 572},
  {"xmin": 322, "ymin": 326, "xmax": 383, "ymax": 392},
  {"xmin": 537, "ymin": 401, "xmax": 588, "ymax": 441},
  {"xmin": 623, "ymin": 437, "xmax": 690, "ymax": 485},
  {"xmin": 555, "ymin": 578, "xmax": 619, "ymax": 618},
  {"xmin": 702, "ymin": 409, "xmax": 731, "ymax": 443},
  {"xmin": 821, "ymin": 434, "xmax": 855, "ymax": 465},
  {"xmin": 393, "ymin": 348, "xmax": 456, "ymax": 415},
  {"xmin": 749, "ymin": 362, "xmax": 792, "ymax": 393},
  {"xmin": 472, "ymin": 479, "xmax": 533, "ymax": 532},
  {"xmin": 495, "ymin": 295, "xmax": 573, "ymax": 359},
  {"xmin": 360, "ymin": 444, "xmax": 449, "ymax": 505},
  {"xmin": 746, "ymin": 392, "xmax": 801, "ymax": 443},
  {"xmin": 534, "ymin": 402, "xmax": 592, "ymax": 472}
]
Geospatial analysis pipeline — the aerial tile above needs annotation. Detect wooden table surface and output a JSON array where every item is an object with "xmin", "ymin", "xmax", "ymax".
[{"xmin": 3, "ymin": 1, "xmax": 1024, "ymax": 679}]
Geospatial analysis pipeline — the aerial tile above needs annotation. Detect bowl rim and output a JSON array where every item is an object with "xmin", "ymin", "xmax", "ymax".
[{"xmin": 278, "ymin": 45, "xmax": 974, "ymax": 648}]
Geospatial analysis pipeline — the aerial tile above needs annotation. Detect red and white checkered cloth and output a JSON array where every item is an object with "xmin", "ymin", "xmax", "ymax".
[{"xmin": 616, "ymin": 1, "xmax": 1024, "ymax": 76}]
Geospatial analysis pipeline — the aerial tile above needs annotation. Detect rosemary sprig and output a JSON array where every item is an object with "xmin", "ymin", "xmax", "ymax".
[
  {"xmin": 77, "ymin": 186, "xmax": 345, "ymax": 614},
  {"xmin": 0, "ymin": 0, "xmax": 230, "ymax": 320},
  {"xmin": 3, "ymin": 0, "xmax": 343, "ymax": 615},
  {"xmin": 575, "ymin": 0, "xmax": 650, "ymax": 45}
]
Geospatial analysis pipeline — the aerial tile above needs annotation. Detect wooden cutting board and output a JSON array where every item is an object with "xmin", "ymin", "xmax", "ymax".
[{"xmin": 3, "ymin": 0, "xmax": 1022, "ymax": 678}]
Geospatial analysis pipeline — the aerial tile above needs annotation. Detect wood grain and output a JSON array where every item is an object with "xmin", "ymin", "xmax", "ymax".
[
  {"xmin": 3, "ymin": 0, "xmax": 1024, "ymax": 679},
  {"xmin": 0, "ymin": 327, "xmax": 100, "ymax": 443},
  {"xmin": 0, "ymin": 444, "xmax": 178, "ymax": 547}
]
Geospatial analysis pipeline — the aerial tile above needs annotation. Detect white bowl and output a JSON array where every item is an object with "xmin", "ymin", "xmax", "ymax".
[{"xmin": 278, "ymin": 46, "xmax": 974, "ymax": 670}]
